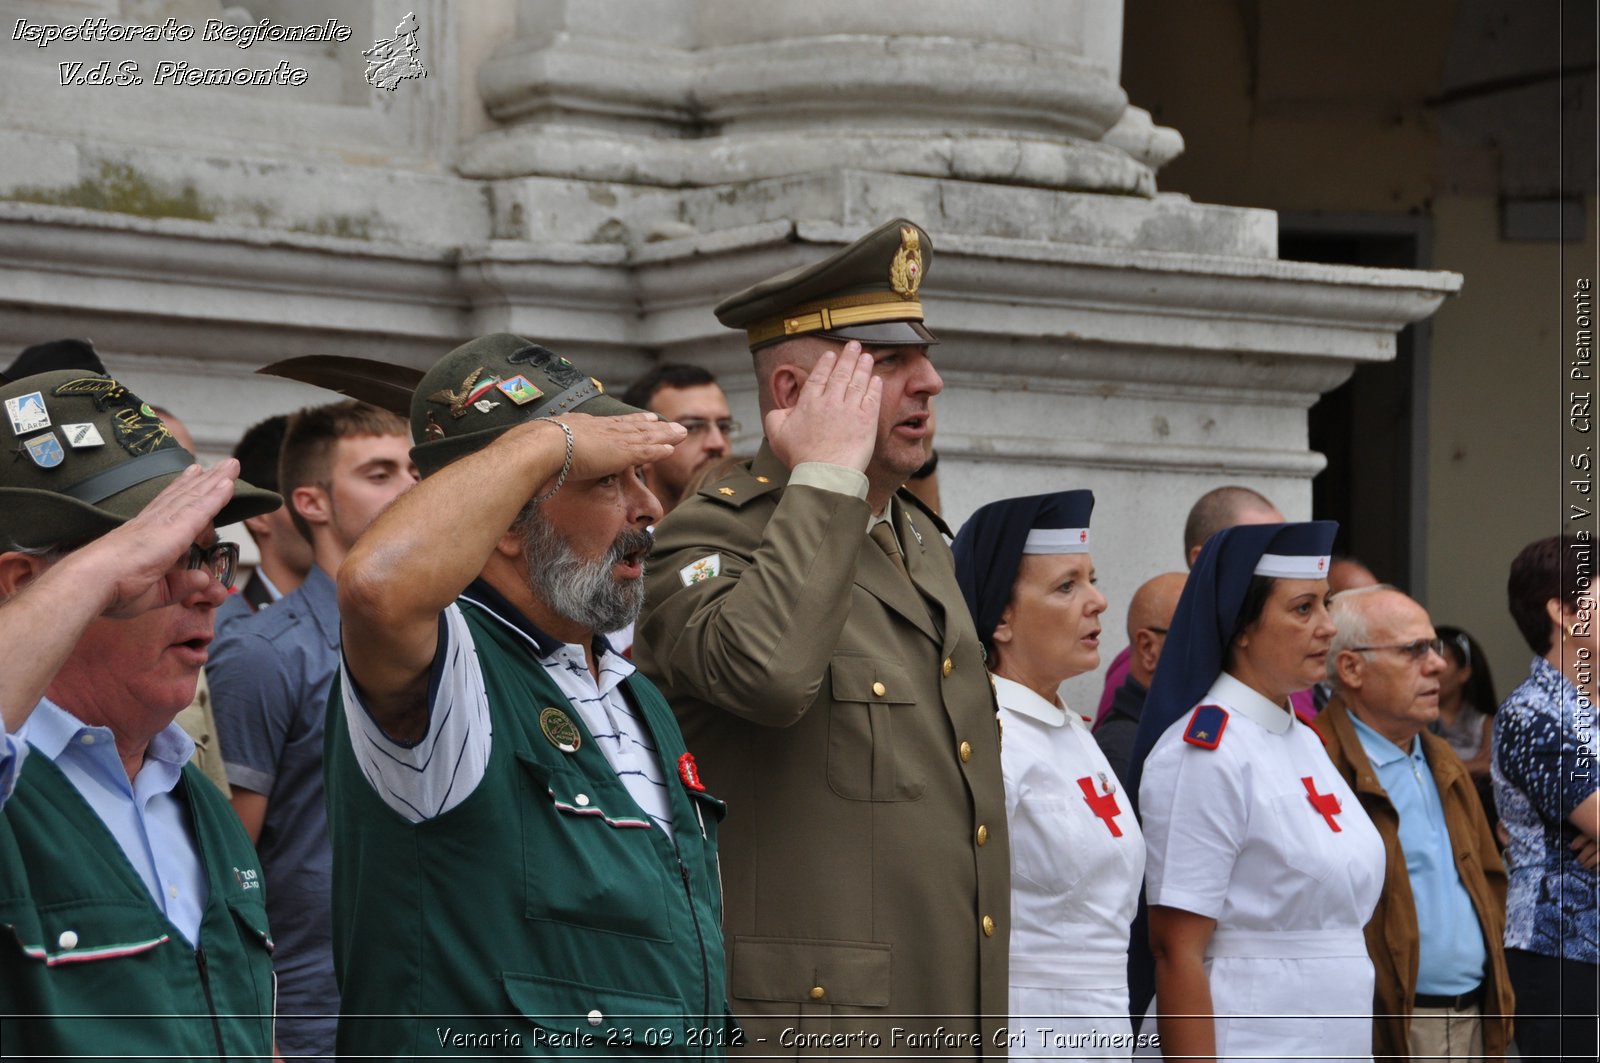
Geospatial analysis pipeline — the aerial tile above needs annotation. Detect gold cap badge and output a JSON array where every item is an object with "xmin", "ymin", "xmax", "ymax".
[{"xmin": 889, "ymin": 225, "xmax": 923, "ymax": 300}]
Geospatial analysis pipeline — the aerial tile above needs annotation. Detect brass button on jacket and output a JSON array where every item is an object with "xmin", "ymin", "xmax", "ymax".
[{"xmin": 958, "ymin": 740, "xmax": 972, "ymax": 763}]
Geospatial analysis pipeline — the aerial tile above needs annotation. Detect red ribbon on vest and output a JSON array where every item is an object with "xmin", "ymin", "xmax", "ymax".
[{"xmin": 678, "ymin": 752, "xmax": 705, "ymax": 792}]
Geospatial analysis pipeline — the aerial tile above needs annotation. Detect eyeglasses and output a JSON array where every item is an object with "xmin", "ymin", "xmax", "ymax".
[
  {"xmin": 1351, "ymin": 637, "xmax": 1445, "ymax": 662},
  {"xmin": 676, "ymin": 418, "xmax": 740, "ymax": 438},
  {"xmin": 184, "ymin": 541, "xmax": 239, "ymax": 590}
]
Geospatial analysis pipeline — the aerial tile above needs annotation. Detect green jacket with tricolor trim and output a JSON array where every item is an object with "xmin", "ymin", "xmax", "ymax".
[
  {"xmin": 325, "ymin": 596, "xmax": 733, "ymax": 1057},
  {"xmin": 0, "ymin": 755, "xmax": 276, "ymax": 1060}
]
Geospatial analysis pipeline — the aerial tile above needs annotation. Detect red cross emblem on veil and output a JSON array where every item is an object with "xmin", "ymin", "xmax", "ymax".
[{"xmin": 1301, "ymin": 776, "xmax": 1342, "ymax": 832}]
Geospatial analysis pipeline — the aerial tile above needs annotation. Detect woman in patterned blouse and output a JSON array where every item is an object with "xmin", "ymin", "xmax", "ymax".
[{"xmin": 1493, "ymin": 534, "xmax": 1600, "ymax": 1061}]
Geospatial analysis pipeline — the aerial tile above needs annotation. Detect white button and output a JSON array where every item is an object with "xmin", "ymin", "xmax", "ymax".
[
  {"xmin": 57, "ymin": 930, "xmax": 79, "ymax": 950},
  {"xmin": 586, "ymin": 1009, "xmax": 603, "ymax": 1027},
  {"xmin": 79, "ymin": 734, "xmax": 95, "ymax": 746},
  {"xmin": 574, "ymin": 794, "xmax": 590, "ymax": 807},
  {"xmin": 168, "ymin": 885, "xmax": 179, "ymax": 899}
]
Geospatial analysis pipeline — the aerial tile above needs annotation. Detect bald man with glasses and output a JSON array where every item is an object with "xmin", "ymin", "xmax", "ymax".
[{"xmin": 1316, "ymin": 586, "xmax": 1514, "ymax": 1062}]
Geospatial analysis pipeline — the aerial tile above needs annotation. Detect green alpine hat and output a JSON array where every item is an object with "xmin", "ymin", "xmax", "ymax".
[
  {"xmin": 0, "ymin": 370, "xmax": 281, "ymax": 550},
  {"xmin": 714, "ymin": 218, "xmax": 940, "ymax": 351},
  {"xmin": 410, "ymin": 333, "xmax": 645, "ymax": 477}
]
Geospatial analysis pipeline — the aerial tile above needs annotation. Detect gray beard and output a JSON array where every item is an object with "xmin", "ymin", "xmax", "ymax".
[{"xmin": 520, "ymin": 513, "xmax": 649, "ymax": 635}]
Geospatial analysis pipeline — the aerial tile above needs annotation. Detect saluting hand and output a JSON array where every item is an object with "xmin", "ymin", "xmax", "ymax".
[
  {"xmin": 765, "ymin": 344, "xmax": 881, "ymax": 473},
  {"xmin": 557, "ymin": 412, "xmax": 688, "ymax": 481},
  {"xmin": 99, "ymin": 461, "xmax": 239, "ymax": 617}
]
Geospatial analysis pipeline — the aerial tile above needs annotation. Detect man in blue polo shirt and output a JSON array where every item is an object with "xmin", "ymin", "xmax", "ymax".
[
  {"xmin": 207, "ymin": 400, "xmax": 416, "ymax": 1062},
  {"xmin": 1317, "ymin": 586, "xmax": 1513, "ymax": 1061}
]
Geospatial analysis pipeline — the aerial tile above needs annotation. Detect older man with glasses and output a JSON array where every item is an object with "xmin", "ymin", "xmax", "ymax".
[
  {"xmin": 0, "ymin": 370, "xmax": 282, "ymax": 1059},
  {"xmin": 1315, "ymin": 585, "xmax": 1515, "ymax": 1062}
]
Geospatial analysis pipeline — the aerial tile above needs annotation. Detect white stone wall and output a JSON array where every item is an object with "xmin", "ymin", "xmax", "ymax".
[{"xmin": 0, "ymin": 0, "xmax": 1461, "ymax": 703}]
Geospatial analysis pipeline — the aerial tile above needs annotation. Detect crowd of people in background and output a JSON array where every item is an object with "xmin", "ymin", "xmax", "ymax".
[{"xmin": 1, "ymin": 218, "xmax": 1595, "ymax": 1062}]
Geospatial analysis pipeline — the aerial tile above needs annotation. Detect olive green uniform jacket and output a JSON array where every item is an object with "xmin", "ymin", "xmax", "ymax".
[
  {"xmin": 1317, "ymin": 699, "xmax": 1513, "ymax": 1062},
  {"xmin": 638, "ymin": 445, "xmax": 1010, "ymax": 1055}
]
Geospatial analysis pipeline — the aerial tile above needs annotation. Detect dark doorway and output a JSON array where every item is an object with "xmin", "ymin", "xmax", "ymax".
[{"xmin": 1281, "ymin": 220, "xmax": 1430, "ymax": 594}]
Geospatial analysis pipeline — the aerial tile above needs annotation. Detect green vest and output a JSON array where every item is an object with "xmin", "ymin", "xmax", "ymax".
[
  {"xmin": 326, "ymin": 599, "xmax": 733, "ymax": 1057},
  {"xmin": 0, "ymin": 756, "xmax": 276, "ymax": 1060}
]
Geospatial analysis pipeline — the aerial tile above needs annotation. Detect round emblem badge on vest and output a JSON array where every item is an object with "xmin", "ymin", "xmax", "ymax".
[{"xmin": 538, "ymin": 707, "xmax": 582, "ymax": 753}]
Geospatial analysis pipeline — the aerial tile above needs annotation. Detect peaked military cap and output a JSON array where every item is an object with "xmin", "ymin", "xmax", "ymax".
[
  {"xmin": 410, "ymin": 333, "xmax": 645, "ymax": 477},
  {"xmin": 0, "ymin": 370, "xmax": 280, "ymax": 550},
  {"xmin": 715, "ymin": 218, "xmax": 941, "ymax": 351}
]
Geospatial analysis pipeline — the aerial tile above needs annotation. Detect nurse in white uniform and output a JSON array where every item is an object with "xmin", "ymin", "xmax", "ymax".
[
  {"xmin": 1124, "ymin": 521, "xmax": 1385, "ymax": 1062},
  {"xmin": 954, "ymin": 490, "xmax": 1147, "ymax": 1059}
]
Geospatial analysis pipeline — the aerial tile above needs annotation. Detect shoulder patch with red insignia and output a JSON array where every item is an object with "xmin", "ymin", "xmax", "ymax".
[{"xmin": 1183, "ymin": 704, "xmax": 1229, "ymax": 750}]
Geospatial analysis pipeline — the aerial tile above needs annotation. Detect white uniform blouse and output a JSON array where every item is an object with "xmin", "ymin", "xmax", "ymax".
[
  {"xmin": 1138, "ymin": 673, "xmax": 1384, "ymax": 1062},
  {"xmin": 997, "ymin": 676, "xmax": 1147, "ymax": 1058}
]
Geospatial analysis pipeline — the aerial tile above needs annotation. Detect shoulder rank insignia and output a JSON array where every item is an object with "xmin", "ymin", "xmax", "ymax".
[
  {"xmin": 679, "ymin": 554, "xmax": 721, "ymax": 586},
  {"xmin": 1182, "ymin": 704, "xmax": 1229, "ymax": 750}
]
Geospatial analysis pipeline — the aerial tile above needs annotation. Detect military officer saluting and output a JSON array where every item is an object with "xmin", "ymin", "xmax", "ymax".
[{"xmin": 637, "ymin": 219, "xmax": 1010, "ymax": 1054}]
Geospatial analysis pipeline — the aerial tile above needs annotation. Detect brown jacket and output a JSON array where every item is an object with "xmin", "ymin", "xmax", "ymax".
[
  {"xmin": 637, "ymin": 444, "xmax": 1010, "ymax": 1054},
  {"xmin": 1316, "ymin": 698, "xmax": 1513, "ymax": 1062}
]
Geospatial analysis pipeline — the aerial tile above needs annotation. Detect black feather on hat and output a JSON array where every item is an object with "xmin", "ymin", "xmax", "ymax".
[{"xmin": 259, "ymin": 333, "xmax": 646, "ymax": 478}]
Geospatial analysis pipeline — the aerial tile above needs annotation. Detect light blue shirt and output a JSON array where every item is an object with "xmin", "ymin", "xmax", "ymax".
[
  {"xmin": 7, "ymin": 699, "xmax": 207, "ymax": 946},
  {"xmin": 1350, "ymin": 713, "xmax": 1486, "ymax": 994}
]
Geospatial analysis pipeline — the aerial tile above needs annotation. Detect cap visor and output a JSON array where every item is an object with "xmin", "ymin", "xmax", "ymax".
[{"xmin": 819, "ymin": 321, "xmax": 939, "ymax": 347}]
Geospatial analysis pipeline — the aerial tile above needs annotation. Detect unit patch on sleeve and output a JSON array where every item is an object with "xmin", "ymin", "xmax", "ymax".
[{"xmin": 679, "ymin": 554, "xmax": 722, "ymax": 586}]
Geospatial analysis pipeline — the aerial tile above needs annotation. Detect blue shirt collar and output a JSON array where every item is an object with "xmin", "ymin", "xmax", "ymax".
[
  {"xmin": 299, "ymin": 563, "xmax": 341, "ymax": 649},
  {"xmin": 19, "ymin": 696, "xmax": 195, "ymax": 768},
  {"xmin": 1348, "ymin": 709, "xmax": 1421, "ymax": 768}
]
